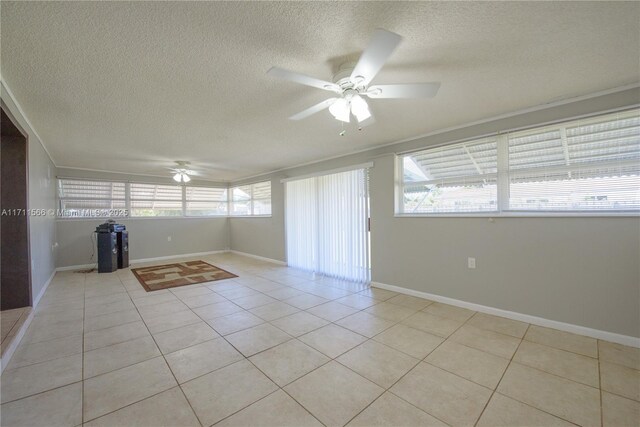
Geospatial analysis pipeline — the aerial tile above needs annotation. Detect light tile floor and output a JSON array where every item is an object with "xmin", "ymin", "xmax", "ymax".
[
  {"xmin": 1, "ymin": 307, "xmax": 31, "ymax": 356},
  {"xmin": 0, "ymin": 252, "xmax": 638, "ymax": 426}
]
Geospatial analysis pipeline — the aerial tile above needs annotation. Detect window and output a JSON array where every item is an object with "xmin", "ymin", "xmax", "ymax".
[
  {"xmin": 58, "ymin": 179, "xmax": 126, "ymax": 217},
  {"xmin": 230, "ymin": 181, "xmax": 271, "ymax": 216},
  {"xmin": 400, "ymin": 137, "xmax": 498, "ymax": 213},
  {"xmin": 185, "ymin": 186, "xmax": 227, "ymax": 216},
  {"xmin": 398, "ymin": 108, "xmax": 640, "ymax": 215},
  {"xmin": 58, "ymin": 179, "xmax": 234, "ymax": 218},
  {"xmin": 508, "ymin": 109, "xmax": 640, "ymax": 211},
  {"xmin": 129, "ymin": 183, "xmax": 183, "ymax": 217}
]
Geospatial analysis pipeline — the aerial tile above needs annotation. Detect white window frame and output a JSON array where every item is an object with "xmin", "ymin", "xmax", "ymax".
[
  {"xmin": 229, "ymin": 180, "xmax": 272, "ymax": 217},
  {"xmin": 396, "ymin": 107, "xmax": 640, "ymax": 218}
]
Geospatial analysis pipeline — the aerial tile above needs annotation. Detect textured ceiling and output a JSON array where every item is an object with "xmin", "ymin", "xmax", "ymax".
[{"xmin": 1, "ymin": 1, "xmax": 639, "ymax": 181}]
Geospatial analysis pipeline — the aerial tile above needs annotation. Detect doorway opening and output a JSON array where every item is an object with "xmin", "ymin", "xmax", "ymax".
[{"xmin": 1, "ymin": 105, "xmax": 32, "ymax": 316}]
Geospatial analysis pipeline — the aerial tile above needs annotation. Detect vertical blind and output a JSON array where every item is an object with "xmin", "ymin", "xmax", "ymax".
[{"xmin": 286, "ymin": 168, "xmax": 370, "ymax": 282}]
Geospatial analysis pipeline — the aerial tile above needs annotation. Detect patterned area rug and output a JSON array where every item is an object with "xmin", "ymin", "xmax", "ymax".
[{"xmin": 132, "ymin": 260, "xmax": 237, "ymax": 291}]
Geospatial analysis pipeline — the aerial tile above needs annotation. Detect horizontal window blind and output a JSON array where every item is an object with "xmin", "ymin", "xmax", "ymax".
[
  {"xmin": 57, "ymin": 178, "xmax": 267, "ymax": 218},
  {"xmin": 130, "ymin": 183, "xmax": 183, "ymax": 217},
  {"xmin": 186, "ymin": 186, "xmax": 228, "ymax": 216},
  {"xmin": 58, "ymin": 179, "xmax": 126, "ymax": 217},
  {"xmin": 230, "ymin": 181, "xmax": 272, "ymax": 216},
  {"xmin": 401, "ymin": 137, "xmax": 498, "ymax": 213},
  {"xmin": 508, "ymin": 109, "xmax": 640, "ymax": 211},
  {"xmin": 399, "ymin": 108, "xmax": 640, "ymax": 215}
]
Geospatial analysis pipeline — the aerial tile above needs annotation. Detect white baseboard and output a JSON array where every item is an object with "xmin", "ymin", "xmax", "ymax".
[
  {"xmin": 56, "ymin": 263, "xmax": 95, "ymax": 272},
  {"xmin": 33, "ymin": 269, "xmax": 56, "ymax": 307},
  {"xmin": 229, "ymin": 250, "xmax": 286, "ymax": 266},
  {"xmin": 371, "ymin": 281, "xmax": 640, "ymax": 348},
  {"xmin": 1, "ymin": 269, "xmax": 56, "ymax": 373},
  {"xmin": 0, "ymin": 309, "xmax": 34, "ymax": 374},
  {"xmin": 129, "ymin": 250, "xmax": 228, "ymax": 265},
  {"xmin": 56, "ymin": 250, "xmax": 229, "ymax": 271}
]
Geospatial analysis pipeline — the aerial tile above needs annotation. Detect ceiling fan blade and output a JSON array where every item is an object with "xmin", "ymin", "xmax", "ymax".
[
  {"xmin": 350, "ymin": 29, "xmax": 402, "ymax": 87},
  {"xmin": 289, "ymin": 98, "xmax": 338, "ymax": 120},
  {"xmin": 366, "ymin": 83, "xmax": 441, "ymax": 99},
  {"xmin": 267, "ymin": 67, "xmax": 340, "ymax": 92}
]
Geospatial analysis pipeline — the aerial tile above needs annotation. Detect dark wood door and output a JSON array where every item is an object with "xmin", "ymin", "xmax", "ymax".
[{"xmin": 1, "ymin": 107, "xmax": 32, "ymax": 310}]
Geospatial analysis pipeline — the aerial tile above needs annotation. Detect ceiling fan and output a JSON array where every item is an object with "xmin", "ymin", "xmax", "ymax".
[
  {"xmin": 267, "ymin": 28, "xmax": 440, "ymax": 127},
  {"xmin": 170, "ymin": 161, "xmax": 194, "ymax": 183}
]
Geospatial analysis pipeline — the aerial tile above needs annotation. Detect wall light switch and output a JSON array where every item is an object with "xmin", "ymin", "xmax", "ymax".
[
  {"xmin": 167, "ymin": 236, "xmax": 172, "ymax": 242},
  {"xmin": 468, "ymin": 257, "xmax": 476, "ymax": 269}
]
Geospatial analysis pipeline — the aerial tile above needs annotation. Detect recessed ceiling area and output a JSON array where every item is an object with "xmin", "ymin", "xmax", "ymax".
[{"xmin": 1, "ymin": 1, "xmax": 638, "ymax": 181}]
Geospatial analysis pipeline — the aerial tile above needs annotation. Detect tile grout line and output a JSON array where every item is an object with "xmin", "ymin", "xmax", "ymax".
[
  {"xmin": 187, "ymin": 277, "xmax": 384, "ymax": 426},
  {"xmin": 136, "ymin": 264, "xmax": 340, "ymax": 426},
  {"xmin": 117, "ymin": 274, "xmax": 205, "ymax": 427},
  {"xmin": 475, "ymin": 324, "xmax": 590, "ymax": 427},
  {"xmin": 84, "ymin": 283, "xmax": 467, "ymax": 424},
  {"xmin": 340, "ymin": 303, "xmax": 477, "ymax": 427},
  {"xmin": 598, "ymin": 340, "xmax": 604, "ymax": 427},
  {"xmin": 472, "ymin": 323, "xmax": 529, "ymax": 427},
  {"xmin": 6, "ymin": 255, "xmax": 634, "ymax": 426},
  {"xmin": 79, "ymin": 293, "xmax": 200, "ymax": 423},
  {"xmin": 81, "ymin": 272, "xmax": 87, "ymax": 425},
  {"xmin": 184, "ymin": 283, "xmax": 327, "ymax": 426}
]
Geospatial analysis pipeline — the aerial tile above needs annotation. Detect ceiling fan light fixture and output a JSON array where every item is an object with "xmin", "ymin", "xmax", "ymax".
[
  {"xmin": 329, "ymin": 98, "xmax": 350, "ymax": 123},
  {"xmin": 173, "ymin": 171, "xmax": 191, "ymax": 183},
  {"xmin": 351, "ymin": 95, "xmax": 371, "ymax": 122}
]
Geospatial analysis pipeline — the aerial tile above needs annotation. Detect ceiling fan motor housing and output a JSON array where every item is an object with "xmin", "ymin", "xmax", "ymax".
[{"xmin": 333, "ymin": 62, "xmax": 366, "ymax": 93}]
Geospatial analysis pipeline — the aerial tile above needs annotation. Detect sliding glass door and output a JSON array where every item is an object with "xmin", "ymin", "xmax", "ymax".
[{"xmin": 285, "ymin": 167, "xmax": 370, "ymax": 282}]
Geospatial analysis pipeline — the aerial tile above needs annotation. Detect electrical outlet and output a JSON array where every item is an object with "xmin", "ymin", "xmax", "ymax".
[
  {"xmin": 468, "ymin": 257, "xmax": 476, "ymax": 269},
  {"xmin": 167, "ymin": 236, "xmax": 172, "ymax": 242}
]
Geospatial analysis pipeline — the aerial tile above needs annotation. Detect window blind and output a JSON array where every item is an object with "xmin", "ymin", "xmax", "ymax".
[
  {"xmin": 508, "ymin": 109, "xmax": 640, "ymax": 211},
  {"xmin": 185, "ymin": 186, "xmax": 228, "ymax": 216},
  {"xmin": 286, "ymin": 168, "xmax": 370, "ymax": 282},
  {"xmin": 230, "ymin": 181, "xmax": 272, "ymax": 216},
  {"xmin": 58, "ymin": 179, "xmax": 126, "ymax": 217},
  {"xmin": 129, "ymin": 183, "xmax": 183, "ymax": 217},
  {"xmin": 399, "ymin": 108, "xmax": 640, "ymax": 215},
  {"xmin": 401, "ymin": 137, "xmax": 498, "ymax": 213}
]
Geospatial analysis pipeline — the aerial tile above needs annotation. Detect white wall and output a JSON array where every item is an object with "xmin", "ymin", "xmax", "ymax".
[
  {"xmin": 56, "ymin": 217, "xmax": 228, "ymax": 267},
  {"xmin": 229, "ymin": 175, "xmax": 286, "ymax": 262},
  {"xmin": 1, "ymin": 83, "xmax": 57, "ymax": 303},
  {"xmin": 229, "ymin": 87, "xmax": 640, "ymax": 338}
]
